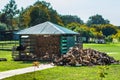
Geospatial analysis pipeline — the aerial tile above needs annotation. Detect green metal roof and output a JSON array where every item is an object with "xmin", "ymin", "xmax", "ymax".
[{"xmin": 16, "ymin": 21, "xmax": 79, "ymax": 35}]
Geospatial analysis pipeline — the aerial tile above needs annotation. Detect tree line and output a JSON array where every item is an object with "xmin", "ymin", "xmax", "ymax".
[{"xmin": 0, "ymin": 0, "xmax": 120, "ymax": 42}]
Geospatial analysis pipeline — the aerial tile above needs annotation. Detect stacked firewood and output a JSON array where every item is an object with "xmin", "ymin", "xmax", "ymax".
[
  {"xmin": 35, "ymin": 35, "xmax": 60, "ymax": 59},
  {"xmin": 53, "ymin": 46, "xmax": 119, "ymax": 66}
]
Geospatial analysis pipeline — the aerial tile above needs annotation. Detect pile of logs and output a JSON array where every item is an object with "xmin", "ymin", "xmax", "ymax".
[
  {"xmin": 35, "ymin": 35, "xmax": 60, "ymax": 60},
  {"xmin": 53, "ymin": 46, "xmax": 119, "ymax": 66}
]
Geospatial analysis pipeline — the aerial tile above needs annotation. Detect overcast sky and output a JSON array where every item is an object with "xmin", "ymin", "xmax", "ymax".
[{"xmin": 0, "ymin": 0, "xmax": 120, "ymax": 26}]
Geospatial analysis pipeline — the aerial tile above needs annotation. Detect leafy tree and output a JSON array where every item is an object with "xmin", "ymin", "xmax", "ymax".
[
  {"xmin": 19, "ymin": 7, "xmax": 31, "ymax": 28},
  {"xmin": 0, "ymin": 13, "xmax": 8, "ymax": 25},
  {"xmin": 94, "ymin": 31, "xmax": 104, "ymax": 39},
  {"xmin": 49, "ymin": 9, "xmax": 63, "ymax": 26},
  {"xmin": 29, "ymin": 1, "xmax": 50, "ymax": 26},
  {"xmin": 113, "ymin": 30, "xmax": 120, "ymax": 41},
  {"xmin": 30, "ymin": 6, "xmax": 50, "ymax": 26},
  {"xmin": 87, "ymin": 14, "xmax": 110, "ymax": 26},
  {"xmin": 101, "ymin": 24, "xmax": 117, "ymax": 37},
  {"xmin": 66, "ymin": 22, "xmax": 81, "ymax": 31},
  {"xmin": 32, "ymin": 1, "xmax": 63, "ymax": 26},
  {"xmin": 20, "ymin": 1, "xmax": 63, "ymax": 28},
  {"xmin": 76, "ymin": 26, "xmax": 94, "ymax": 42},
  {"xmin": 2, "ymin": 0, "xmax": 19, "ymax": 30},
  {"xmin": 17, "ymin": 7, "xmax": 25, "ymax": 29},
  {"xmin": 61, "ymin": 15, "xmax": 84, "ymax": 26},
  {"xmin": 90, "ymin": 24, "xmax": 102, "ymax": 32}
]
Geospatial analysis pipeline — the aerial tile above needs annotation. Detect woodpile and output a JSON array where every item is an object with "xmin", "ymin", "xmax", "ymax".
[
  {"xmin": 35, "ymin": 35, "xmax": 60, "ymax": 60},
  {"xmin": 53, "ymin": 46, "xmax": 119, "ymax": 66}
]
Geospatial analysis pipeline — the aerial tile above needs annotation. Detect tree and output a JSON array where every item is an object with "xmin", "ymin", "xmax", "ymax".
[
  {"xmin": 49, "ymin": 9, "xmax": 63, "ymax": 26},
  {"xmin": 66, "ymin": 22, "xmax": 81, "ymax": 31},
  {"xmin": 2, "ymin": 0, "xmax": 19, "ymax": 30},
  {"xmin": 89, "ymin": 25, "xmax": 105, "ymax": 39},
  {"xmin": 86, "ymin": 14, "xmax": 110, "ymax": 26},
  {"xmin": 101, "ymin": 24, "xmax": 117, "ymax": 37},
  {"xmin": 30, "ymin": 6, "xmax": 50, "ymax": 26},
  {"xmin": 0, "ymin": 13, "xmax": 7, "ymax": 24},
  {"xmin": 20, "ymin": 1, "xmax": 63, "ymax": 27},
  {"xmin": 113, "ymin": 30, "xmax": 120, "ymax": 42},
  {"xmin": 29, "ymin": 1, "xmax": 50, "ymax": 26},
  {"xmin": 31, "ymin": 1, "xmax": 63, "ymax": 26},
  {"xmin": 61, "ymin": 15, "xmax": 84, "ymax": 26},
  {"xmin": 76, "ymin": 25, "xmax": 94, "ymax": 42},
  {"xmin": 19, "ymin": 7, "xmax": 31, "ymax": 28}
]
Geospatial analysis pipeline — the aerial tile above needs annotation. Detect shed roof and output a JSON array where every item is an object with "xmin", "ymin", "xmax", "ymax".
[{"xmin": 16, "ymin": 21, "xmax": 79, "ymax": 35}]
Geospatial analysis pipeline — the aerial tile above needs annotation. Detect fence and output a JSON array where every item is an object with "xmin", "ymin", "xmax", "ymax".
[{"xmin": 0, "ymin": 41, "xmax": 18, "ymax": 51}]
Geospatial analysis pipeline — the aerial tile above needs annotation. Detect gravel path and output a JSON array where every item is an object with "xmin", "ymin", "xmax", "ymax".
[{"xmin": 0, "ymin": 64, "xmax": 54, "ymax": 79}]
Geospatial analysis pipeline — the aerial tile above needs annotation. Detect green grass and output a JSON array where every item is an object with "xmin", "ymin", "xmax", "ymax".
[
  {"xmin": 0, "ymin": 61, "xmax": 32, "ymax": 72},
  {"xmin": 3, "ymin": 65, "xmax": 120, "ymax": 80},
  {"xmin": 0, "ymin": 50, "xmax": 32, "ymax": 72},
  {"xmin": 0, "ymin": 41, "xmax": 32, "ymax": 72},
  {"xmin": 83, "ymin": 43, "xmax": 120, "ymax": 60},
  {"xmin": 1, "ymin": 43, "xmax": 120, "ymax": 80},
  {"xmin": 83, "ymin": 43, "xmax": 120, "ymax": 53},
  {"xmin": 0, "ymin": 41, "xmax": 48, "ymax": 72},
  {"xmin": 0, "ymin": 41, "xmax": 18, "ymax": 50}
]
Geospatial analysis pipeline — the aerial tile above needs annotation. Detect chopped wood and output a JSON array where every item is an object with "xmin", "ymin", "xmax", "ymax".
[
  {"xmin": 53, "ymin": 46, "xmax": 119, "ymax": 66},
  {"xmin": 35, "ymin": 35, "xmax": 60, "ymax": 60}
]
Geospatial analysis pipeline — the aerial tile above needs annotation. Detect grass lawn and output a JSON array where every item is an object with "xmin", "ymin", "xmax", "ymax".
[
  {"xmin": 83, "ymin": 43, "xmax": 120, "ymax": 54},
  {"xmin": 0, "ymin": 42, "xmax": 48, "ymax": 72},
  {"xmin": 0, "ymin": 41, "xmax": 19, "ymax": 50},
  {"xmin": 0, "ymin": 41, "xmax": 33, "ymax": 72},
  {"xmin": 2, "ymin": 43, "xmax": 120, "ymax": 80},
  {"xmin": 0, "ymin": 50, "xmax": 32, "ymax": 72},
  {"xmin": 0, "ymin": 40, "xmax": 49, "ymax": 72},
  {"xmin": 3, "ymin": 65, "xmax": 120, "ymax": 80},
  {"xmin": 83, "ymin": 43, "xmax": 120, "ymax": 60}
]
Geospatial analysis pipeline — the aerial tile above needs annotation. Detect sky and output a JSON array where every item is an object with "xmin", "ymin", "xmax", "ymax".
[{"xmin": 0, "ymin": 0, "xmax": 120, "ymax": 26}]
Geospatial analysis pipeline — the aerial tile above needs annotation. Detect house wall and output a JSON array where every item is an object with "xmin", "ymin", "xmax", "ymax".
[{"xmin": 60, "ymin": 35, "xmax": 76, "ymax": 54}]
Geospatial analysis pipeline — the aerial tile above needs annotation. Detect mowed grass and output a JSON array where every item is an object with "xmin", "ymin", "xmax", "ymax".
[
  {"xmin": 0, "ymin": 41, "xmax": 32, "ymax": 72},
  {"xmin": 84, "ymin": 43, "xmax": 120, "ymax": 60},
  {"xmin": 0, "ymin": 61, "xmax": 32, "ymax": 72},
  {"xmin": 3, "ymin": 43, "xmax": 120, "ymax": 80},
  {"xmin": 83, "ymin": 43, "xmax": 120, "ymax": 53},
  {"xmin": 3, "ymin": 65, "xmax": 120, "ymax": 80}
]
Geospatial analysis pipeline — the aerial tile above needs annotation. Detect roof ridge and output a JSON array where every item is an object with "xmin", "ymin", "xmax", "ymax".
[
  {"xmin": 48, "ymin": 22, "xmax": 65, "ymax": 34},
  {"xmin": 16, "ymin": 21, "xmax": 78, "ymax": 35},
  {"xmin": 39, "ymin": 22, "xmax": 48, "ymax": 33}
]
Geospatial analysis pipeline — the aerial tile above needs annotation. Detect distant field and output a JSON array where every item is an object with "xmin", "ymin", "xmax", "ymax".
[
  {"xmin": 83, "ymin": 43, "xmax": 120, "ymax": 53},
  {"xmin": 84, "ymin": 43, "xmax": 120, "ymax": 60}
]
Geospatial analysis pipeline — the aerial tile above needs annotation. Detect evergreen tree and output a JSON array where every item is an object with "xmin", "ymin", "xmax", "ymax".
[{"xmin": 2, "ymin": 0, "xmax": 19, "ymax": 30}]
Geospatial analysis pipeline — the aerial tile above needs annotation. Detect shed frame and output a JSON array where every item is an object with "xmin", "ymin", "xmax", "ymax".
[{"xmin": 13, "ymin": 21, "xmax": 80, "ymax": 60}]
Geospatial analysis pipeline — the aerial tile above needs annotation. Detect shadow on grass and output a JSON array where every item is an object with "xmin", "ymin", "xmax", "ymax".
[{"xmin": 0, "ymin": 49, "xmax": 12, "ymax": 51}]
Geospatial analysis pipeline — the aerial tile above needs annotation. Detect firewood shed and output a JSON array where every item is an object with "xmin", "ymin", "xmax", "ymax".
[{"xmin": 13, "ymin": 21, "xmax": 79, "ymax": 60}]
